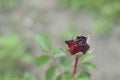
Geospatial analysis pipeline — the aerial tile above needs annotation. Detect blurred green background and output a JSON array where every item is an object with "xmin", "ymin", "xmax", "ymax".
[{"xmin": 0, "ymin": 0, "xmax": 120, "ymax": 80}]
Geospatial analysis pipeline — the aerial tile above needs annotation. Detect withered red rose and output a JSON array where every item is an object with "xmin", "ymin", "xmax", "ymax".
[{"xmin": 65, "ymin": 36, "xmax": 89, "ymax": 55}]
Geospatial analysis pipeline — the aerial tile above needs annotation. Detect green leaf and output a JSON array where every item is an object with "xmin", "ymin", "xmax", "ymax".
[
  {"xmin": 60, "ymin": 58, "xmax": 74, "ymax": 70},
  {"xmin": 56, "ymin": 75, "xmax": 63, "ymax": 80},
  {"xmin": 78, "ymin": 71, "xmax": 91, "ymax": 80},
  {"xmin": 82, "ymin": 62, "xmax": 96, "ymax": 71},
  {"xmin": 80, "ymin": 54, "xmax": 94, "ymax": 63},
  {"xmin": 45, "ymin": 66, "xmax": 57, "ymax": 80},
  {"xmin": 36, "ymin": 35, "xmax": 52, "ymax": 52},
  {"xmin": 53, "ymin": 48, "xmax": 66, "ymax": 57},
  {"xmin": 63, "ymin": 72, "xmax": 74, "ymax": 80},
  {"xmin": 24, "ymin": 73, "xmax": 37, "ymax": 80},
  {"xmin": 56, "ymin": 72, "xmax": 74, "ymax": 80},
  {"xmin": 36, "ymin": 55, "xmax": 52, "ymax": 67}
]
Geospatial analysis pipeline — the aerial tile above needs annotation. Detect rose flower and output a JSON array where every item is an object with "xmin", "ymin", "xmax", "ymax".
[{"xmin": 65, "ymin": 36, "xmax": 89, "ymax": 55}]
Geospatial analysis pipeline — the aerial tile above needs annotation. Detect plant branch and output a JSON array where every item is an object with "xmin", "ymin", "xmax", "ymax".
[{"xmin": 73, "ymin": 56, "xmax": 79, "ymax": 80}]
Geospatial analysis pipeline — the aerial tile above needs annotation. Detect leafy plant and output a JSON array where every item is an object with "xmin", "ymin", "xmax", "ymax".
[
  {"xmin": 0, "ymin": 35, "xmax": 33, "ymax": 80},
  {"xmin": 36, "ymin": 34, "xmax": 96, "ymax": 80}
]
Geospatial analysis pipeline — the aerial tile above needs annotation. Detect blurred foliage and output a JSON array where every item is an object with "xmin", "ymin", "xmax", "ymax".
[
  {"xmin": 82, "ymin": 62, "xmax": 96, "ymax": 71},
  {"xmin": 36, "ymin": 55, "xmax": 52, "ymax": 67},
  {"xmin": 80, "ymin": 54, "xmax": 94, "ymax": 63},
  {"xmin": 45, "ymin": 66, "xmax": 57, "ymax": 80},
  {"xmin": 60, "ymin": 0, "xmax": 120, "ymax": 35},
  {"xmin": 24, "ymin": 73, "xmax": 38, "ymax": 80},
  {"xmin": 0, "ymin": 35, "xmax": 33, "ymax": 80},
  {"xmin": 0, "ymin": 0, "xmax": 19, "ymax": 10},
  {"xmin": 60, "ymin": 57, "xmax": 74, "ymax": 71},
  {"xmin": 36, "ymin": 34, "xmax": 95, "ymax": 80},
  {"xmin": 78, "ymin": 71, "xmax": 91, "ymax": 80},
  {"xmin": 93, "ymin": 19, "xmax": 113, "ymax": 35},
  {"xmin": 53, "ymin": 48, "xmax": 66, "ymax": 58},
  {"xmin": 61, "ymin": 27, "xmax": 82, "ymax": 40},
  {"xmin": 0, "ymin": 75, "xmax": 22, "ymax": 80},
  {"xmin": 36, "ymin": 35, "xmax": 52, "ymax": 52}
]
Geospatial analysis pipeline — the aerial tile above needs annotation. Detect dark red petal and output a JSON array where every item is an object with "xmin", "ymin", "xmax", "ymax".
[
  {"xmin": 65, "ymin": 35, "xmax": 90, "ymax": 55},
  {"xmin": 69, "ymin": 43, "xmax": 78, "ymax": 55},
  {"xmin": 77, "ymin": 44, "xmax": 89, "ymax": 54}
]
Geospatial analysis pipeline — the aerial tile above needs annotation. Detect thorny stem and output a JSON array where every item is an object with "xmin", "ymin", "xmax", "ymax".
[{"xmin": 73, "ymin": 56, "xmax": 79, "ymax": 80}]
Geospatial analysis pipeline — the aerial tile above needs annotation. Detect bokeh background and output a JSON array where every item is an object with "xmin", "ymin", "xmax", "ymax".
[{"xmin": 0, "ymin": 0, "xmax": 120, "ymax": 80}]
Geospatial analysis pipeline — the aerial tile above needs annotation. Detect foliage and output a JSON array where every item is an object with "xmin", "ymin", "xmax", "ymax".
[
  {"xmin": 0, "ymin": 0, "xmax": 19, "ymax": 10},
  {"xmin": 36, "ymin": 35, "xmax": 52, "ymax": 52},
  {"xmin": 78, "ymin": 71, "xmax": 91, "ymax": 80},
  {"xmin": 36, "ymin": 55, "xmax": 52, "ymax": 67},
  {"xmin": 45, "ymin": 66, "xmax": 57, "ymax": 80},
  {"xmin": 60, "ymin": 0, "xmax": 120, "ymax": 35},
  {"xmin": 24, "ymin": 73, "xmax": 38, "ymax": 80},
  {"xmin": 0, "ymin": 35, "xmax": 33, "ymax": 80},
  {"xmin": 36, "ymin": 34, "xmax": 96, "ymax": 80}
]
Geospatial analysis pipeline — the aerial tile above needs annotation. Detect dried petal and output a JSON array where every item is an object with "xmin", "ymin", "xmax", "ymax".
[{"xmin": 65, "ymin": 36, "xmax": 90, "ymax": 55}]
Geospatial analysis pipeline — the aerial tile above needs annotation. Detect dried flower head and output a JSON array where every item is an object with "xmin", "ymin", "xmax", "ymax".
[{"xmin": 65, "ymin": 36, "xmax": 89, "ymax": 55}]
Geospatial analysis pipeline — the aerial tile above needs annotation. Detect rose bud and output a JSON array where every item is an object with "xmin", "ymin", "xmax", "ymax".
[{"xmin": 65, "ymin": 36, "xmax": 89, "ymax": 55}]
